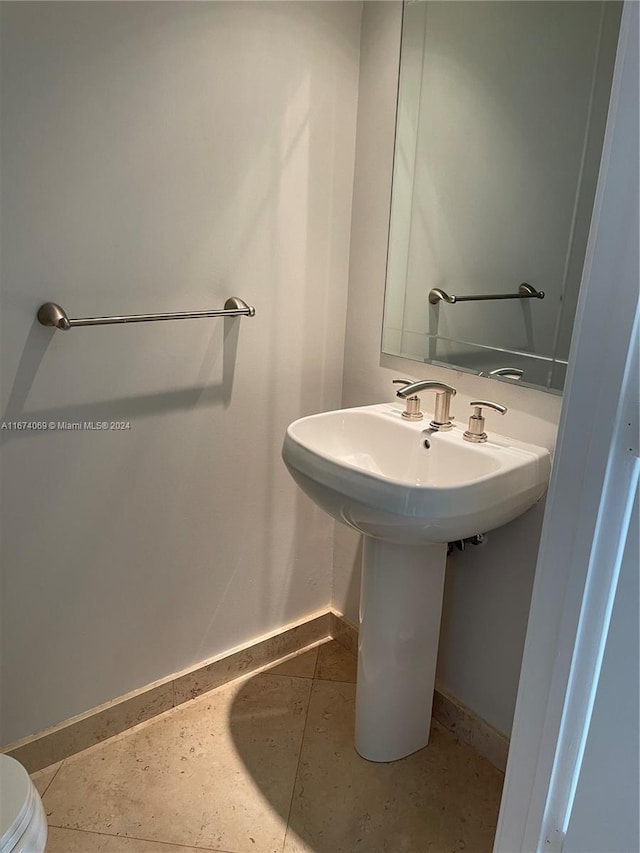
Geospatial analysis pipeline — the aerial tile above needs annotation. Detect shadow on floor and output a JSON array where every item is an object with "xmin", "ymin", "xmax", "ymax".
[{"xmin": 229, "ymin": 650, "xmax": 503, "ymax": 853}]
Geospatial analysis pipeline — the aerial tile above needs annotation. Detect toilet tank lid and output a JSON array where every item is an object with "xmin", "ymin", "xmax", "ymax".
[{"xmin": 0, "ymin": 755, "xmax": 34, "ymax": 850}]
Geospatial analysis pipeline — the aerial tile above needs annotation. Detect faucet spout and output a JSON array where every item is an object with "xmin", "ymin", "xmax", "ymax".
[{"xmin": 395, "ymin": 380, "xmax": 456, "ymax": 399}]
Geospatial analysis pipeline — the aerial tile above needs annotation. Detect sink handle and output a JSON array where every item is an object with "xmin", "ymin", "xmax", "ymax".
[
  {"xmin": 469, "ymin": 400, "xmax": 508, "ymax": 415},
  {"xmin": 392, "ymin": 379, "xmax": 423, "ymax": 421},
  {"xmin": 464, "ymin": 401, "xmax": 507, "ymax": 443}
]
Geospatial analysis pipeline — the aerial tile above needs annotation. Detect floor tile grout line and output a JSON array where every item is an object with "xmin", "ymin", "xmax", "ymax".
[
  {"xmin": 269, "ymin": 674, "xmax": 356, "ymax": 684},
  {"xmin": 46, "ymin": 823, "xmax": 238, "ymax": 852},
  {"xmin": 38, "ymin": 758, "xmax": 65, "ymax": 798},
  {"xmin": 262, "ymin": 671, "xmax": 314, "ymax": 681},
  {"xmin": 280, "ymin": 676, "xmax": 317, "ymax": 853},
  {"xmin": 311, "ymin": 648, "xmax": 321, "ymax": 681}
]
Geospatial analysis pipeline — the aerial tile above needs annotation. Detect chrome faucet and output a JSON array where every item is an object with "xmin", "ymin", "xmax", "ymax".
[{"xmin": 393, "ymin": 379, "xmax": 457, "ymax": 430}]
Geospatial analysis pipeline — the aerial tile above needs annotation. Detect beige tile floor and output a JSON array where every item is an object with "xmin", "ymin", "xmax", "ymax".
[{"xmin": 31, "ymin": 641, "xmax": 503, "ymax": 853}]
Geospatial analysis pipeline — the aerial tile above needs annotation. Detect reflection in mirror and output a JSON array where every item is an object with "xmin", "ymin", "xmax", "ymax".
[{"xmin": 382, "ymin": 1, "xmax": 622, "ymax": 393}]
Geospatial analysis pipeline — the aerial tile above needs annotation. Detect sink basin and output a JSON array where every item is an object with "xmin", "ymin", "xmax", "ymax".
[
  {"xmin": 283, "ymin": 403, "xmax": 551, "ymax": 545},
  {"xmin": 282, "ymin": 402, "xmax": 551, "ymax": 762}
]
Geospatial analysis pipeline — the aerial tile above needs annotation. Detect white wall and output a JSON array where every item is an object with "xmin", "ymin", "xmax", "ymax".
[
  {"xmin": 336, "ymin": 2, "xmax": 563, "ymax": 736},
  {"xmin": 0, "ymin": 1, "xmax": 361, "ymax": 745}
]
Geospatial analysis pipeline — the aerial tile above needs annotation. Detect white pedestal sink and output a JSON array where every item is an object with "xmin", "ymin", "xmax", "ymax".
[{"xmin": 282, "ymin": 402, "xmax": 551, "ymax": 761}]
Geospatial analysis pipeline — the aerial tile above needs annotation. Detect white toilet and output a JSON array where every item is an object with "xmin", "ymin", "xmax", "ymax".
[{"xmin": 0, "ymin": 755, "xmax": 47, "ymax": 853}]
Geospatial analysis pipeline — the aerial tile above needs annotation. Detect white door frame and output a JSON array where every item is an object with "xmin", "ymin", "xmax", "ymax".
[{"xmin": 494, "ymin": 2, "xmax": 640, "ymax": 851}]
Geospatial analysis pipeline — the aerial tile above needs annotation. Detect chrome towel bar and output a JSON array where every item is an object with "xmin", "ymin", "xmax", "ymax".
[
  {"xmin": 37, "ymin": 296, "xmax": 256, "ymax": 330},
  {"xmin": 429, "ymin": 283, "xmax": 544, "ymax": 305}
]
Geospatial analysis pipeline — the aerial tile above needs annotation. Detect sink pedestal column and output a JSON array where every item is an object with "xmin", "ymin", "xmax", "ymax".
[{"xmin": 355, "ymin": 538, "xmax": 448, "ymax": 762}]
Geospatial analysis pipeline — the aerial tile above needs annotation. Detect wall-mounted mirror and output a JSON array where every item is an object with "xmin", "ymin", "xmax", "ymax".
[{"xmin": 382, "ymin": 1, "xmax": 622, "ymax": 393}]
